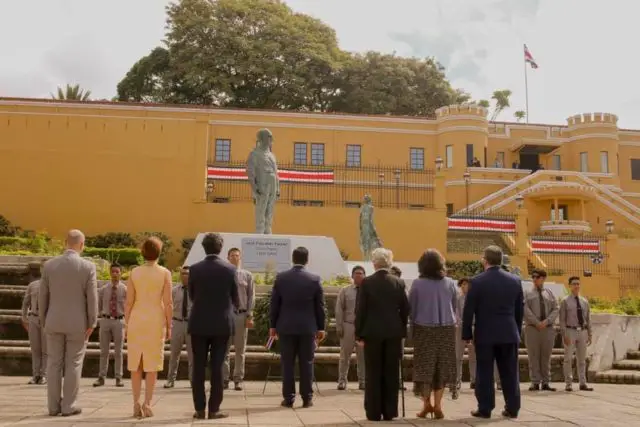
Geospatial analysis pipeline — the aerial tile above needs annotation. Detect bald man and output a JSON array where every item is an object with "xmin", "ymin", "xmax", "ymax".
[{"xmin": 40, "ymin": 230, "xmax": 98, "ymax": 417}]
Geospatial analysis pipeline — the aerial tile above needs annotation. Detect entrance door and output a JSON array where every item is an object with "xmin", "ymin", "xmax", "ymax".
[{"xmin": 520, "ymin": 153, "xmax": 539, "ymax": 170}]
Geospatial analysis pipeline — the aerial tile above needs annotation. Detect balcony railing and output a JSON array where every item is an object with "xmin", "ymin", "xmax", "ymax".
[
  {"xmin": 539, "ymin": 220, "xmax": 592, "ymax": 234},
  {"xmin": 206, "ymin": 161, "xmax": 435, "ymax": 209}
]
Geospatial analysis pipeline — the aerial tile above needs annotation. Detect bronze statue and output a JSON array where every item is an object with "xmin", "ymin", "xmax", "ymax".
[
  {"xmin": 246, "ymin": 129, "xmax": 280, "ymax": 234},
  {"xmin": 359, "ymin": 195, "xmax": 382, "ymax": 261}
]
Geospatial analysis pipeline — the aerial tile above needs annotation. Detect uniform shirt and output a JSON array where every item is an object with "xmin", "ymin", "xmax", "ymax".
[
  {"xmin": 559, "ymin": 295, "xmax": 592, "ymax": 338},
  {"xmin": 171, "ymin": 284, "xmax": 192, "ymax": 320},
  {"xmin": 335, "ymin": 284, "xmax": 358, "ymax": 327},
  {"xmin": 236, "ymin": 268, "xmax": 255, "ymax": 313},
  {"xmin": 21, "ymin": 280, "xmax": 41, "ymax": 323},
  {"xmin": 98, "ymin": 281, "xmax": 127, "ymax": 317},
  {"xmin": 524, "ymin": 286, "xmax": 559, "ymax": 327}
]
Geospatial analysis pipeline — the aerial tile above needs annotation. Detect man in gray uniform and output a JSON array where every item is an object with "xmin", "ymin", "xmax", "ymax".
[
  {"xmin": 336, "ymin": 265, "xmax": 366, "ymax": 390},
  {"xmin": 523, "ymin": 269, "xmax": 558, "ymax": 391},
  {"xmin": 21, "ymin": 261, "xmax": 47, "ymax": 385},
  {"xmin": 164, "ymin": 266, "xmax": 193, "ymax": 388},
  {"xmin": 560, "ymin": 276, "xmax": 594, "ymax": 392},
  {"xmin": 40, "ymin": 229, "xmax": 98, "ymax": 417},
  {"xmin": 93, "ymin": 263, "xmax": 127, "ymax": 387},
  {"xmin": 223, "ymin": 247, "xmax": 255, "ymax": 390}
]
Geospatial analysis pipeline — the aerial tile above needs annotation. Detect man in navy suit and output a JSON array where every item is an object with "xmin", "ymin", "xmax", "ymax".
[
  {"xmin": 269, "ymin": 247, "xmax": 326, "ymax": 408},
  {"xmin": 462, "ymin": 245, "xmax": 524, "ymax": 419},
  {"xmin": 188, "ymin": 233, "xmax": 239, "ymax": 420}
]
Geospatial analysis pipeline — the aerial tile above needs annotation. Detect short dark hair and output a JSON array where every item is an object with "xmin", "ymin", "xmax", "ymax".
[
  {"xmin": 532, "ymin": 268, "xmax": 547, "ymax": 278},
  {"xmin": 483, "ymin": 245, "xmax": 503, "ymax": 266},
  {"xmin": 457, "ymin": 277, "xmax": 469, "ymax": 287},
  {"xmin": 228, "ymin": 247, "xmax": 240, "ymax": 256},
  {"xmin": 202, "ymin": 233, "xmax": 224, "ymax": 255},
  {"xmin": 181, "ymin": 265, "xmax": 190, "ymax": 272},
  {"xmin": 417, "ymin": 249, "xmax": 445, "ymax": 280},
  {"xmin": 292, "ymin": 246, "xmax": 309, "ymax": 265},
  {"xmin": 141, "ymin": 237, "xmax": 163, "ymax": 261},
  {"xmin": 390, "ymin": 266, "xmax": 402, "ymax": 277},
  {"xmin": 351, "ymin": 265, "xmax": 365, "ymax": 275},
  {"xmin": 501, "ymin": 265, "xmax": 509, "ymax": 272},
  {"xmin": 110, "ymin": 262, "xmax": 122, "ymax": 271},
  {"xmin": 568, "ymin": 276, "xmax": 580, "ymax": 284}
]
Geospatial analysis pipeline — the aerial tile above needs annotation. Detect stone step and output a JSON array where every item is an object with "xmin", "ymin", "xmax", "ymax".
[
  {"xmin": 627, "ymin": 350, "xmax": 640, "ymax": 360},
  {"xmin": 0, "ymin": 345, "xmax": 570, "ymax": 382},
  {"xmin": 594, "ymin": 369, "xmax": 640, "ymax": 385},
  {"xmin": 612, "ymin": 359, "xmax": 640, "ymax": 371}
]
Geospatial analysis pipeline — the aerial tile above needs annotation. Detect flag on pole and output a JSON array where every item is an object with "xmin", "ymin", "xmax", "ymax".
[{"xmin": 524, "ymin": 45, "xmax": 538, "ymax": 69}]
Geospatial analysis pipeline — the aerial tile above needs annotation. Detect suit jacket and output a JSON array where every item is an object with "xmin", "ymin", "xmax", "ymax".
[
  {"xmin": 462, "ymin": 266, "xmax": 524, "ymax": 344},
  {"xmin": 355, "ymin": 269, "xmax": 410, "ymax": 340},
  {"xmin": 39, "ymin": 249, "xmax": 98, "ymax": 336},
  {"xmin": 269, "ymin": 265, "xmax": 325, "ymax": 335},
  {"xmin": 188, "ymin": 254, "xmax": 239, "ymax": 337}
]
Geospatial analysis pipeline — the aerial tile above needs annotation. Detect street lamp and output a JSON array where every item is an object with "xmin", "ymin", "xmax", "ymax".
[
  {"xmin": 515, "ymin": 194, "xmax": 525, "ymax": 209},
  {"xmin": 435, "ymin": 156, "xmax": 443, "ymax": 172},
  {"xmin": 605, "ymin": 219, "xmax": 614, "ymax": 234},
  {"xmin": 378, "ymin": 173, "xmax": 384, "ymax": 206},
  {"xmin": 394, "ymin": 169, "xmax": 401, "ymax": 209},
  {"xmin": 206, "ymin": 182, "xmax": 214, "ymax": 201},
  {"xmin": 463, "ymin": 172, "xmax": 471, "ymax": 210}
]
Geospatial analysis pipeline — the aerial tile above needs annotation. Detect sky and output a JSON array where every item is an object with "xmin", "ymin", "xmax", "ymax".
[{"xmin": 1, "ymin": 0, "xmax": 638, "ymax": 128}]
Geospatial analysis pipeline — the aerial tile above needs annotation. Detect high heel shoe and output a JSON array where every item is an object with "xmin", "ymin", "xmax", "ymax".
[
  {"xmin": 141, "ymin": 403, "xmax": 154, "ymax": 418},
  {"xmin": 433, "ymin": 407, "xmax": 445, "ymax": 420},
  {"xmin": 133, "ymin": 402, "xmax": 142, "ymax": 418},
  {"xmin": 416, "ymin": 403, "xmax": 434, "ymax": 418}
]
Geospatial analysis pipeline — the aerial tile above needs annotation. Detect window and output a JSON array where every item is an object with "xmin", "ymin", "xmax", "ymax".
[
  {"xmin": 215, "ymin": 139, "xmax": 231, "ymax": 162},
  {"xmin": 551, "ymin": 155, "xmax": 561, "ymax": 171},
  {"xmin": 446, "ymin": 145, "xmax": 453, "ymax": 168},
  {"xmin": 345, "ymin": 201, "xmax": 361, "ymax": 208},
  {"xmin": 466, "ymin": 144, "xmax": 474, "ymax": 166},
  {"xmin": 580, "ymin": 152, "xmax": 588, "ymax": 172},
  {"xmin": 551, "ymin": 204, "xmax": 568, "ymax": 221},
  {"xmin": 446, "ymin": 203, "xmax": 454, "ymax": 216},
  {"xmin": 631, "ymin": 159, "xmax": 640, "ymax": 180},
  {"xmin": 310, "ymin": 143, "xmax": 325, "ymax": 166},
  {"xmin": 600, "ymin": 151, "xmax": 609, "ymax": 173},
  {"xmin": 495, "ymin": 151, "xmax": 505, "ymax": 167},
  {"xmin": 410, "ymin": 147, "xmax": 424, "ymax": 170},
  {"xmin": 294, "ymin": 142, "xmax": 307, "ymax": 165},
  {"xmin": 346, "ymin": 145, "xmax": 361, "ymax": 167}
]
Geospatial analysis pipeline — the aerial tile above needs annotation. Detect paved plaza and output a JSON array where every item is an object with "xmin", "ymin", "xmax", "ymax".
[{"xmin": 0, "ymin": 377, "xmax": 639, "ymax": 426}]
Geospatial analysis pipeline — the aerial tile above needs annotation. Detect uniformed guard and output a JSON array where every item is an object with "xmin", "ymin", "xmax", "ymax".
[
  {"xmin": 93, "ymin": 262, "xmax": 127, "ymax": 387},
  {"xmin": 21, "ymin": 261, "xmax": 47, "ymax": 385},
  {"xmin": 523, "ymin": 269, "xmax": 559, "ymax": 391},
  {"xmin": 164, "ymin": 266, "xmax": 193, "ymax": 388},
  {"xmin": 336, "ymin": 265, "xmax": 366, "ymax": 390},
  {"xmin": 560, "ymin": 276, "xmax": 594, "ymax": 392}
]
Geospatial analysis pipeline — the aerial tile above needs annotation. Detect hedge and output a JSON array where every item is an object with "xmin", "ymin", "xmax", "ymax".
[{"xmin": 83, "ymin": 247, "xmax": 142, "ymax": 266}]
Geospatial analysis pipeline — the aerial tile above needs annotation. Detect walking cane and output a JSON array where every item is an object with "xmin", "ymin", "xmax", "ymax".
[{"xmin": 399, "ymin": 359, "xmax": 405, "ymax": 418}]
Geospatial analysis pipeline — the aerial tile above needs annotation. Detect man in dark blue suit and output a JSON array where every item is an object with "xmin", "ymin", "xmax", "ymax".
[
  {"xmin": 188, "ymin": 233, "xmax": 239, "ymax": 420},
  {"xmin": 462, "ymin": 245, "xmax": 524, "ymax": 419},
  {"xmin": 269, "ymin": 247, "xmax": 326, "ymax": 408}
]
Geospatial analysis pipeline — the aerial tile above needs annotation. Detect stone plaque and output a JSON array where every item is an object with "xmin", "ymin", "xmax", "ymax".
[{"xmin": 241, "ymin": 237, "xmax": 292, "ymax": 273}]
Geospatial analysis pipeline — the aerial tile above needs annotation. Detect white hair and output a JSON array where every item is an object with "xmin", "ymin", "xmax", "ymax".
[
  {"xmin": 371, "ymin": 248, "xmax": 393, "ymax": 269},
  {"xmin": 66, "ymin": 229, "xmax": 85, "ymax": 249}
]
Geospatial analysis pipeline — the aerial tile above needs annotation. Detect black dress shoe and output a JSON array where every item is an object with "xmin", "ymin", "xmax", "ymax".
[
  {"xmin": 234, "ymin": 381, "xmax": 244, "ymax": 391},
  {"xmin": 470, "ymin": 382, "xmax": 476, "ymax": 389},
  {"xmin": 48, "ymin": 411, "xmax": 61, "ymax": 416},
  {"xmin": 115, "ymin": 378, "xmax": 124, "ymax": 387},
  {"xmin": 93, "ymin": 377, "xmax": 105, "ymax": 387},
  {"xmin": 61, "ymin": 408, "xmax": 82, "ymax": 417},
  {"xmin": 541, "ymin": 384, "xmax": 556, "ymax": 391},
  {"xmin": 28, "ymin": 376, "xmax": 38, "ymax": 385},
  {"xmin": 502, "ymin": 409, "xmax": 518, "ymax": 418},
  {"xmin": 209, "ymin": 411, "xmax": 229, "ymax": 419},
  {"xmin": 566, "ymin": 384, "xmax": 573, "ymax": 392},
  {"xmin": 164, "ymin": 380, "xmax": 175, "ymax": 389},
  {"xmin": 302, "ymin": 400, "xmax": 313, "ymax": 408},
  {"xmin": 580, "ymin": 384, "xmax": 594, "ymax": 391},
  {"xmin": 193, "ymin": 410, "xmax": 206, "ymax": 419},
  {"xmin": 529, "ymin": 384, "xmax": 540, "ymax": 391},
  {"xmin": 471, "ymin": 410, "xmax": 491, "ymax": 419},
  {"xmin": 38, "ymin": 377, "xmax": 47, "ymax": 385},
  {"xmin": 337, "ymin": 381, "xmax": 346, "ymax": 390},
  {"xmin": 280, "ymin": 399, "xmax": 294, "ymax": 408},
  {"xmin": 223, "ymin": 380, "xmax": 229, "ymax": 390}
]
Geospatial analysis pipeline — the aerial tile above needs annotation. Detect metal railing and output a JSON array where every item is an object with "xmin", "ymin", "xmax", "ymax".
[
  {"xmin": 619, "ymin": 265, "xmax": 640, "ymax": 297},
  {"xmin": 206, "ymin": 161, "xmax": 435, "ymax": 209},
  {"xmin": 447, "ymin": 211, "xmax": 517, "ymax": 255},
  {"xmin": 528, "ymin": 234, "xmax": 609, "ymax": 276}
]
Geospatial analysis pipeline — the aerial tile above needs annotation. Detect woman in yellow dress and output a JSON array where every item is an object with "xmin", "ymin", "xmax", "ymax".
[{"xmin": 125, "ymin": 237, "xmax": 173, "ymax": 418}]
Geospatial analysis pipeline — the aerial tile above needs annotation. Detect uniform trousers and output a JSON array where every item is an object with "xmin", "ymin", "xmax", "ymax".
[
  {"xmin": 223, "ymin": 312, "xmax": 249, "ymax": 382},
  {"xmin": 98, "ymin": 318, "xmax": 124, "ymax": 379},
  {"xmin": 524, "ymin": 325, "xmax": 556, "ymax": 385},
  {"xmin": 563, "ymin": 328, "xmax": 588, "ymax": 386},
  {"xmin": 28, "ymin": 317, "xmax": 47, "ymax": 377},
  {"xmin": 338, "ymin": 322, "xmax": 365, "ymax": 384},
  {"xmin": 167, "ymin": 319, "xmax": 192, "ymax": 381}
]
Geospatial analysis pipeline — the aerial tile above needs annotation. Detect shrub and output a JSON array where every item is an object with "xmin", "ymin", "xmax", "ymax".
[
  {"xmin": 135, "ymin": 231, "xmax": 173, "ymax": 265},
  {"xmin": 85, "ymin": 232, "xmax": 136, "ymax": 248},
  {"xmin": 181, "ymin": 238, "xmax": 195, "ymax": 262},
  {"xmin": 0, "ymin": 232, "xmax": 62, "ymax": 255},
  {"xmin": 83, "ymin": 247, "xmax": 142, "ymax": 266},
  {"xmin": 589, "ymin": 296, "xmax": 640, "ymax": 316},
  {"xmin": 445, "ymin": 260, "xmax": 483, "ymax": 279},
  {"xmin": 0, "ymin": 215, "xmax": 21, "ymax": 237}
]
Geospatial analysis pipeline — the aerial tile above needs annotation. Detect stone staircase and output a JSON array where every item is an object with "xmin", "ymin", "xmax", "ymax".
[{"xmin": 594, "ymin": 346, "xmax": 640, "ymax": 384}]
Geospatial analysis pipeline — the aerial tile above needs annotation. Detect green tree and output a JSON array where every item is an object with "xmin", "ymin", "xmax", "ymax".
[
  {"xmin": 117, "ymin": 47, "xmax": 171, "ymax": 102},
  {"xmin": 51, "ymin": 84, "xmax": 92, "ymax": 101},
  {"xmin": 514, "ymin": 110, "xmax": 526, "ymax": 122},
  {"xmin": 489, "ymin": 89, "xmax": 512, "ymax": 121}
]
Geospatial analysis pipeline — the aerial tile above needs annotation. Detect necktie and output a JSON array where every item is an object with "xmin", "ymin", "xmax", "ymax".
[
  {"xmin": 538, "ymin": 288, "xmax": 546, "ymax": 321},
  {"xmin": 110, "ymin": 285, "xmax": 118, "ymax": 317},
  {"xmin": 575, "ymin": 296, "xmax": 584, "ymax": 328},
  {"xmin": 182, "ymin": 286, "xmax": 188, "ymax": 320}
]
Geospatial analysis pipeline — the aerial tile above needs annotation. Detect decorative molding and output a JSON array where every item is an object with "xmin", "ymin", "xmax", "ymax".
[
  {"xmin": 0, "ymin": 110, "xmax": 196, "ymax": 122},
  {"xmin": 467, "ymin": 167, "xmax": 532, "ymax": 175},
  {"xmin": 436, "ymin": 114, "xmax": 488, "ymax": 124},
  {"xmin": 566, "ymin": 122, "xmax": 618, "ymax": 132},
  {"xmin": 568, "ymin": 133, "xmax": 619, "ymax": 142},
  {"xmin": 446, "ymin": 179, "xmax": 514, "ymax": 187},
  {"xmin": 539, "ymin": 220, "xmax": 592, "ymax": 233}
]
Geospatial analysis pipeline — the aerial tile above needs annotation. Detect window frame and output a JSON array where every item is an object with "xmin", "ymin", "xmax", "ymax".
[
  {"xmin": 294, "ymin": 142, "xmax": 308, "ymax": 165},
  {"xmin": 214, "ymin": 138, "xmax": 231, "ymax": 162},
  {"xmin": 346, "ymin": 144, "xmax": 362, "ymax": 167},
  {"xmin": 409, "ymin": 147, "xmax": 424, "ymax": 170}
]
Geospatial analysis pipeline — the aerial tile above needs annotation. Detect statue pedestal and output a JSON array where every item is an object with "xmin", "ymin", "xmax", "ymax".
[{"xmin": 184, "ymin": 233, "xmax": 349, "ymax": 280}]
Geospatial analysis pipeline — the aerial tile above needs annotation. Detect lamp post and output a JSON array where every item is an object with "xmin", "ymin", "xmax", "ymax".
[
  {"xmin": 605, "ymin": 219, "xmax": 614, "ymax": 234},
  {"xmin": 515, "ymin": 194, "xmax": 525, "ymax": 209},
  {"xmin": 463, "ymin": 171, "xmax": 471, "ymax": 211},
  {"xmin": 206, "ymin": 182, "xmax": 214, "ymax": 202},
  {"xmin": 435, "ymin": 156, "xmax": 443, "ymax": 172},
  {"xmin": 394, "ymin": 169, "xmax": 401, "ymax": 209},
  {"xmin": 378, "ymin": 173, "xmax": 385, "ymax": 206}
]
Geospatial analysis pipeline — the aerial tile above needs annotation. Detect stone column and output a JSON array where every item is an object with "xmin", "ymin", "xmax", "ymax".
[{"xmin": 606, "ymin": 232, "xmax": 621, "ymax": 299}]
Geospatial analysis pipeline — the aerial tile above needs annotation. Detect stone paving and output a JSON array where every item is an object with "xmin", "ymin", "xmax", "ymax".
[{"xmin": 0, "ymin": 377, "xmax": 639, "ymax": 426}]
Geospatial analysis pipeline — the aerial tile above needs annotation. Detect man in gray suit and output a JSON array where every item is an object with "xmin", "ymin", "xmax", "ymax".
[{"xmin": 39, "ymin": 230, "xmax": 98, "ymax": 417}]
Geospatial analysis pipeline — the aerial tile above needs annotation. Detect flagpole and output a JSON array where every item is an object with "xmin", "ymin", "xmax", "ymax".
[{"xmin": 524, "ymin": 44, "xmax": 529, "ymax": 124}]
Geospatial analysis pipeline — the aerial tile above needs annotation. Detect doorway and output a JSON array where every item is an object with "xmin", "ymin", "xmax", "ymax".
[{"xmin": 519, "ymin": 153, "xmax": 539, "ymax": 170}]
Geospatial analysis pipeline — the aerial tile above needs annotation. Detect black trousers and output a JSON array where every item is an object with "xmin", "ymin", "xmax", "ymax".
[
  {"xmin": 191, "ymin": 334, "xmax": 229, "ymax": 413},
  {"xmin": 474, "ymin": 342, "xmax": 521, "ymax": 415},
  {"xmin": 279, "ymin": 334, "xmax": 315, "ymax": 403},
  {"xmin": 363, "ymin": 337, "xmax": 402, "ymax": 421}
]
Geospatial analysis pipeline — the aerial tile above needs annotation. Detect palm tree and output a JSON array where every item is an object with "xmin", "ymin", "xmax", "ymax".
[
  {"xmin": 490, "ymin": 89, "xmax": 512, "ymax": 121},
  {"xmin": 51, "ymin": 84, "xmax": 92, "ymax": 101},
  {"xmin": 514, "ymin": 110, "xmax": 526, "ymax": 122}
]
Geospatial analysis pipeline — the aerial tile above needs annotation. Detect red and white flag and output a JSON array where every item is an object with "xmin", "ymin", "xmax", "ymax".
[
  {"xmin": 207, "ymin": 167, "xmax": 334, "ymax": 184},
  {"xmin": 524, "ymin": 45, "xmax": 538, "ymax": 69}
]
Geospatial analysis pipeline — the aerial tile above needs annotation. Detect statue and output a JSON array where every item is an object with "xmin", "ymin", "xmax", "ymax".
[
  {"xmin": 246, "ymin": 129, "xmax": 280, "ymax": 234},
  {"xmin": 359, "ymin": 195, "xmax": 382, "ymax": 261}
]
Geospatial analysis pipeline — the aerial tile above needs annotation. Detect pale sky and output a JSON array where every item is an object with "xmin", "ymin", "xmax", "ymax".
[{"xmin": 1, "ymin": 0, "xmax": 638, "ymax": 128}]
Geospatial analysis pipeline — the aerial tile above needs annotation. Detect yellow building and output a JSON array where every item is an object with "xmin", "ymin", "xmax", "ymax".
[{"xmin": 2, "ymin": 98, "xmax": 640, "ymax": 298}]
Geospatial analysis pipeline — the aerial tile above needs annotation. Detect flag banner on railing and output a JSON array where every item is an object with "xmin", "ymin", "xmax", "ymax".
[
  {"xmin": 207, "ymin": 166, "xmax": 334, "ymax": 183},
  {"xmin": 530, "ymin": 239, "xmax": 600, "ymax": 254},
  {"xmin": 447, "ymin": 217, "xmax": 516, "ymax": 233}
]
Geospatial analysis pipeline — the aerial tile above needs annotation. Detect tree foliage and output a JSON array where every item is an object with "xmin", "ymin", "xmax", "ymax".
[
  {"xmin": 116, "ymin": 0, "xmax": 466, "ymax": 116},
  {"xmin": 51, "ymin": 84, "xmax": 92, "ymax": 101}
]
